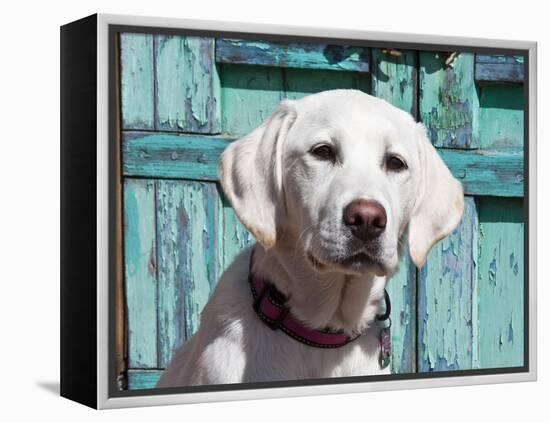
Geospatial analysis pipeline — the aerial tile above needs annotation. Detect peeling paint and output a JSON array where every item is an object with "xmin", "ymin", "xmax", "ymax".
[
  {"xmin": 419, "ymin": 52, "xmax": 478, "ymax": 148},
  {"xmin": 488, "ymin": 254, "xmax": 497, "ymax": 286},
  {"xmin": 418, "ymin": 197, "xmax": 476, "ymax": 372},
  {"xmin": 155, "ymin": 35, "xmax": 218, "ymax": 133},
  {"xmin": 508, "ymin": 316, "xmax": 514, "ymax": 344},
  {"xmin": 510, "ymin": 252, "xmax": 519, "ymax": 276},
  {"xmin": 372, "ymin": 48, "xmax": 417, "ymax": 116},
  {"xmin": 120, "ymin": 33, "xmax": 155, "ymax": 129},
  {"xmin": 478, "ymin": 197, "xmax": 524, "ymax": 368},
  {"xmin": 156, "ymin": 180, "xmax": 222, "ymax": 367},
  {"xmin": 217, "ymin": 39, "xmax": 370, "ymax": 73}
]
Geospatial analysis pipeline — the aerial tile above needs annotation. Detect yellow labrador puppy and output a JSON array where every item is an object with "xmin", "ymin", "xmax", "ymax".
[{"xmin": 157, "ymin": 89, "xmax": 464, "ymax": 387}]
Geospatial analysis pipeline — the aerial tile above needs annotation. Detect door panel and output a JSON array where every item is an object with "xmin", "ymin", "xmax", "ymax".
[{"xmin": 118, "ymin": 33, "xmax": 526, "ymax": 388}]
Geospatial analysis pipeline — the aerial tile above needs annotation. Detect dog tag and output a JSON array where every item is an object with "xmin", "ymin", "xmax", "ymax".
[{"xmin": 379, "ymin": 327, "xmax": 391, "ymax": 369}]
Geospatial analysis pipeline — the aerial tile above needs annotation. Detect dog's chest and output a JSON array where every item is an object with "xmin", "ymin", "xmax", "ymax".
[{"xmin": 242, "ymin": 323, "xmax": 389, "ymax": 382}]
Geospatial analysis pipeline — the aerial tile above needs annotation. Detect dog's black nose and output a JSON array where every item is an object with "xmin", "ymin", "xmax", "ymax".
[{"xmin": 343, "ymin": 199, "xmax": 387, "ymax": 241}]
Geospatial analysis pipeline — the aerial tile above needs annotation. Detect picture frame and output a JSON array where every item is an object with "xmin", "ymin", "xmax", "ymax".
[{"xmin": 60, "ymin": 13, "xmax": 537, "ymax": 409}]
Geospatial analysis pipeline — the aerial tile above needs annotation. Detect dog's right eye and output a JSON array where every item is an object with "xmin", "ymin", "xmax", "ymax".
[{"xmin": 310, "ymin": 144, "xmax": 336, "ymax": 162}]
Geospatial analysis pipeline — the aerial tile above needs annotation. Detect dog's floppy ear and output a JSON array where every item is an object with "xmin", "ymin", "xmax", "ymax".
[
  {"xmin": 408, "ymin": 123, "xmax": 464, "ymax": 268},
  {"xmin": 219, "ymin": 100, "xmax": 297, "ymax": 249}
]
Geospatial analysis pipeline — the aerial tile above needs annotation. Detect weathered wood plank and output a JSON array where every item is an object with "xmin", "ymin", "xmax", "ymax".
[
  {"xmin": 120, "ymin": 33, "xmax": 155, "ymax": 130},
  {"xmin": 123, "ymin": 179, "xmax": 158, "ymax": 368},
  {"xmin": 216, "ymin": 39, "xmax": 370, "ymax": 73},
  {"xmin": 156, "ymin": 180, "xmax": 222, "ymax": 367},
  {"xmin": 122, "ymin": 132, "xmax": 524, "ymax": 197},
  {"xmin": 386, "ymin": 251, "xmax": 416, "ymax": 373},
  {"xmin": 371, "ymin": 49, "xmax": 417, "ymax": 117},
  {"xmin": 475, "ymin": 55, "xmax": 525, "ymax": 83},
  {"xmin": 122, "ymin": 132, "xmax": 230, "ymax": 181},
  {"xmin": 127, "ymin": 370, "xmax": 163, "ymax": 390},
  {"xmin": 418, "ymin": 197, "xmax": 477, "ymax": 371},
  {"xmin": 419, "ymin": 52, "xmax": 479, "ymax": 149},
  {"xmin": 221, "ymin": 64, "xmax": 285, "ymax": 136},
  {"xmin": 478, "ymin": 84, "xmax": 524, "ymax": 149},
  {"xmin": 438, "ymin": 148, "xmax": 523, "ymax": 197},
  {"xmin": 284, "ymin": 68, "xmax": 370, "ymax": 100},
  {"xmin": 155, "ymin": 36, "xmax": 220, "ymax": 133},
  {"xmin": 477, "ymin": 198, "xmax": 524, "ymax": 368}
]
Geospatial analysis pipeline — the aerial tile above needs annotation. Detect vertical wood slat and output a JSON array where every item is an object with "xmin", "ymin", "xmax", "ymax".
[
  {"xmin": 155, "ymin": 36, "xmax": 221, "ymax": 133},
  {"xmin": 477, "ymin": 198, "xmax": 524, "ymax": 368},
  {"xmin": 221, "ymin": 64, "xmax": 285, "ymax": 136},
  {"xmin": 120, "ymin": 33, "xmax": 155, "ymax": 130},
  {"xmin": 418, "ymin": 197, "xmax": 478, "ymax": 371},
  {"xmin": 123, "ymin": 179, "xmax": 158, "ymax": 368},
  {"xmin": 385, "ymin": 253, "xmax": 416, "ymax": 373},
  {"xmin": 371, "ymin": 48, "xmax": 417, "ymax": 373},
  {"xmin": 478, "ymin": 84, "xmax": 524, "ymax": 149},
  {"xmin": 419, "ymin": 52, "xmax": 479, "ymax": 149},
  {"xmin": 371, "ymin": 49, "xmax": 417, "ymax": 117},
  {"xmin": 156, "ymin": 180, "xmax": 222, "ymax": 367}
]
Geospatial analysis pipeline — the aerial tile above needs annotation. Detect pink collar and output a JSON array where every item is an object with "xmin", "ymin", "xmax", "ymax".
[{"xmin": 249, "ymin": 249, "xmax": 391, "ymax": 349}]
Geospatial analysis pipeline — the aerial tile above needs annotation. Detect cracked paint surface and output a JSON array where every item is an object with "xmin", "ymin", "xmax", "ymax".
[
  {"xmin": 372, "ymin": 48, "xmax": 417, "ymax": 118},
  {"xmin": 155, "ymin": 35, "xmax": 220, "ymax": 133},
  {"xmin": 120, "ymin": 33, "xmax": 155, "ymax": 129},
  {"xmin": 419, "ymin": 52, "xmax": 479, "ymax": 149},
  {"xmin": 478, "ymin": 198, "xmax": 524, "ymax": 368},
  {"xmin": 216, "ymin": 38, "xmax": 370, "ymax": 73},
  {"xmin": 156, "ymin": 180, "xmax": 222, "ymax": 367},
  {"xmin": 418, "ymin": 197, "xmax": 477, "ymax": 371}
]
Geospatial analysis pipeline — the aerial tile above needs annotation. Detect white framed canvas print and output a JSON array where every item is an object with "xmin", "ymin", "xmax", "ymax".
[{"xmin": 60, "ymin": 13, "xmax": 537, "ymax": 409}]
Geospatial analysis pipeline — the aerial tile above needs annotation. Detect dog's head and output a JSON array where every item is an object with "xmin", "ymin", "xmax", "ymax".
[{"xmin": 219, "ymin": 90, "xmax": 464, "ymax": 276}]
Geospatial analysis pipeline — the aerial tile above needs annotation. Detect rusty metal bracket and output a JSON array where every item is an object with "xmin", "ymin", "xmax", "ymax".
[{"xmin": 444, "ymin": 51, "xmax": 459, "ymax": 68}]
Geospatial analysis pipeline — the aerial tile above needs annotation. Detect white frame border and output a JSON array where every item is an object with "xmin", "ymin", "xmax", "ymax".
[{"xmin": 96, "ymin": 13, "xmax": 537, "ymax": 409}]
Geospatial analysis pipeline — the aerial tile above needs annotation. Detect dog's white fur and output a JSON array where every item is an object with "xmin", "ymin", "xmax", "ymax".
[{"xmin": 157, "ymin": 90, "xmax": 464, "ymax": 387}]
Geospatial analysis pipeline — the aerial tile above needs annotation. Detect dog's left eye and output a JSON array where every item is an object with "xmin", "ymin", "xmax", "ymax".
[
  {"xmin": 310, "ymin": 144, "xmax": 336, "ymax": 162},
  {"xmin": 386, "ymin": 155, "xmax": 407, "ymax": 172}
]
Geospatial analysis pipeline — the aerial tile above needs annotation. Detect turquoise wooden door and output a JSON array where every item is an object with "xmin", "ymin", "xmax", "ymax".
[{"xmin": 119, "ymin": 33, "xmax": 524, "ymax": 389}]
